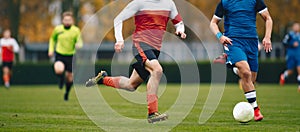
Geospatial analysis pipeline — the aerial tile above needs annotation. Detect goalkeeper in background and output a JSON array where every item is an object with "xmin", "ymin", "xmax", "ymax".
[{"xmin": 48, "ymin": 11, "xmax": 83, "ymax": 101}]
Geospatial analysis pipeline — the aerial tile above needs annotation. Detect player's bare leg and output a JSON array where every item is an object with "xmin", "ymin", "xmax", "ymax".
[
  {"xmin": 235, "ymin": 61, "xmax": 263, "ymax": 121},
  {"xmin": 64, "ymin": 71, "xmax": 73, "ymax": 101},
  {"xmin": 280, "ymin": 69, "xmax": 293, "ymax": 86},
  {"xmin": 54, "ymin": 61, "xmax": 65, "ymax": 89},
  {"xmin": 144, "ymin": 59, "xmax": 168, "ymax": 123},
  {"xmin": 86, "ymin": 70, "xmax": 143, "ymax": 92},
  {"xmin": 2, "ymin": 67, "xmax": 10, "ymax": 88}
]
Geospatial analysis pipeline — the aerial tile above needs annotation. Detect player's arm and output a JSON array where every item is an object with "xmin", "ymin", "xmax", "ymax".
[
  {"xmin": 113, "ymin": 1, "xmax": 139, "ymax": 53},
  {"xmin": 12, "ymin": 39, "xmax": 20, "ymax": 53},
  {"xmin": 75, "ymin": 29, "xmax": 83, "ymax": 49},
  {"xmin": 210, "ymin": 2, "xmax": 232, "ymax": 46},
  {"xmin": 170, "ymin": 1, "xmax": 186, "ymax": 39},
  {"xmin": 48, "ymin": 27, "xmax": 58, "ymax": 57},
  {"xmin": 282, "ymin": 33, "xmax": 293, "ymax": 48},
  {"xmin": 257, "ymin": 0, "xmax": 273, "ymax": 53}
]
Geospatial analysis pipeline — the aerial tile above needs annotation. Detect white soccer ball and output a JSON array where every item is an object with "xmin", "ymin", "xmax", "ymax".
[{"xmin": 233, "ymin": 102, "xmax": 254, "ymax": 123}]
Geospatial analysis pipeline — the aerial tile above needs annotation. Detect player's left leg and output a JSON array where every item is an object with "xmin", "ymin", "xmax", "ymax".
[
  {"xmin": 144, "ymin": 59, "xmax": 168, "ymax": 123},
  {"xmin": 235, "ymin": 61, "xmax": 263, "ymax": 121},
  {"xmin": 63, "ymin": 55, "xmax": 75, "ymax": 101},
  {"xmin": 64, "ymin": 71, "xmax": 73, "ymax": 101},
  {"xmin": 244, "ymin": 41, "xmax": 263, "ymax": 121}
]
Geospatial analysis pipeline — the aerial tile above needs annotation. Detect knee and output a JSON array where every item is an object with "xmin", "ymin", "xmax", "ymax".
[
  {"xmin": 127, "ymin": 83, "xmax": 141, "ymax": 92},
  {"xmin": 240, "ymin": 70, "xmax": 252, "ymax": 79},
  {"xmin": 54, "ymin": 61, "xmax": 65, "ymax": 75},
  {"xmin": 151, "ymin": 66, "xmax": 163, "ymax": 77}
]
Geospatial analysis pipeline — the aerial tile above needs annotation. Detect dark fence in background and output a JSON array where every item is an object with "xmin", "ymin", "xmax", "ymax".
[{"xmin": 4, "ymin": 61, "xmax": 296, "ymax": 86}]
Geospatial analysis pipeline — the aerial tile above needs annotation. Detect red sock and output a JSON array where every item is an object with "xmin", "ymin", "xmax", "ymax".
[
  {"xmin": 103, "ymin": 77, "xmax": 121, "ymax": 88},
  {"xmin": 147, "ymin": 94, "xmax": 158, "ymax": 114},
  {"xmin": 3, "ymin": 74, "xmax": 10, "ymax": 84}
]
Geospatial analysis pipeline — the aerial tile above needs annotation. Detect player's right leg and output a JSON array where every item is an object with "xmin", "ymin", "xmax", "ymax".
[
  {"xmin": 213, "ymin": 53, "xmax": 227, "ymax": 64},
  {"xmin": 54, "ymin": 61, "xmax": 65, "ymax": 89}
]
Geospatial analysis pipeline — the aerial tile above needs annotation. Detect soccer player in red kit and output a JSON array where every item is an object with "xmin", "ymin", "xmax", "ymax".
[
  {"xmin": 0, "ymin": 29, "xmax": 20, "ymax": 88},
  {"xmin": 86, "ymin": 0, "xmax": 186, "ymax": 123}
]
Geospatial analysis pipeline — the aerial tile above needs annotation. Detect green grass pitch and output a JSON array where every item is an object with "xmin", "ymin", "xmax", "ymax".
[{"xmin": 0, "ymin": 84, "xmax": 299, "ymax": 131}]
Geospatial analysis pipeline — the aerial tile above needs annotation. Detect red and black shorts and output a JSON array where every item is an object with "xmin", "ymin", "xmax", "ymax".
[
  {"xmin": 55, "ymin": 52, "xmax": 74, "ymax": 72},
  {"xmin": 132, "ymin": 42, "xmax": 160, "ymax": 81}
]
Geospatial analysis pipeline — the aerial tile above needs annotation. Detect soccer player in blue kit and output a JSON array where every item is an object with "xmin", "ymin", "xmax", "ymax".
[
  {"xmin": 280, "ymin": 23, "xmax": 300, "ymax": 92},
  {"xmin": 210, "ymin": 0, "xmax": 273, "ymax": 121}
]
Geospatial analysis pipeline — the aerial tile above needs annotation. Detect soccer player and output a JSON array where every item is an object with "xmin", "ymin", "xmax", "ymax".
[
  {"xmin": 210, "ymin": 0, "xmax": 273, "ymax": 121},
  {"xmin": 48, "ymin": 12, "xmax": 83, "ymax": 101},
  {"xmin": 85, "ymin": 0, "xmax": 186, "ymax": 123},
  {"xmin": 279, "ymin": 23, "xmax": 300, "ymax": 92},
  {"xmin": 0, "ymin": 29, "xmax": 20, "ymax": 88}
]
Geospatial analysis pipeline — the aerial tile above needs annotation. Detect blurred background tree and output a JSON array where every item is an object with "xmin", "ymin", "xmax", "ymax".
[{"xmin": 0, "ymin": 0, "xmax": 299, "ymax": 43}]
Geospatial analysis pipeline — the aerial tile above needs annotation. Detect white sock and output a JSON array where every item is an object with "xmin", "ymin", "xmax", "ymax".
[
  {"xmin": 297, "ymin": 75, "xmax": 300, "ymax": 85},
  {"xmin": 284, "ymin": 71, "xmax": 289, "ymax": 78},
  {"xmin": 245, "ymin": 91, "xmax": 258, "ymax": 109}
]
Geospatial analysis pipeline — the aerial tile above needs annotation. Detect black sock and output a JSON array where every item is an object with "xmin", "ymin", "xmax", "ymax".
[
  {"xmin": 57, "ymin": 74, "xmax": 64, "ymax": 88},
  {"xmin": 66, "ymin": 82, "xmax": 73, "ymax": 94}
]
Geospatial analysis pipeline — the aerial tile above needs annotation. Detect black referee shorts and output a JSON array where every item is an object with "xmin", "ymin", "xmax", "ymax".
[{"xmin": 55, "ymin": 52, "xmax": 74, "ymax": 72}]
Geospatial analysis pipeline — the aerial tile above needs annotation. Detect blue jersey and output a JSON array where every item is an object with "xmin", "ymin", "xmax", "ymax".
[
  {"xmin": 214, "ymin": 0, "xmax": 267, "ymax": 39},
  {"xmin": 282, "ymin": 31, "xmax": 300, "ymax": 51}
]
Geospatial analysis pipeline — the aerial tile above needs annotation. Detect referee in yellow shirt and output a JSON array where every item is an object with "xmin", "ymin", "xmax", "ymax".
[{"xmin": 48, "ymin": 11, "xmax": 83, "ymax": 101}]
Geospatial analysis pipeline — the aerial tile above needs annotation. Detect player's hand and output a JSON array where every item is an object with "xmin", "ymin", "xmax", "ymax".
[
  {"xmin": 219, "ymin": 36, "xmax": 232, "ymax": 47},
  {"xmin": 114, "ymin": 41, "xmax": 124, "ymax": 53},
  {"xmin": 293, "ymin": 42, "xmax": 299, "ymax": 47},
  {"xmin": 262, "ymin": 37, "xmax": 272, "ymax": 53},
  {"xmin": 48, "ymin": 52, "xmax": 54, "ymax": 57},
  {"xmin": 75, "ymin": 44, "xmax": 82, "ymax": 49},
  {"xmin": 175, "ymin": 31, "xmax": 187, "ymax": 39}
]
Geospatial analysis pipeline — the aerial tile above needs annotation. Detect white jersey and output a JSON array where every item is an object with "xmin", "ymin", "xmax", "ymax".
[{"xmin": 114, "ymin": 0, "xmax": 184, "ymax": 50}]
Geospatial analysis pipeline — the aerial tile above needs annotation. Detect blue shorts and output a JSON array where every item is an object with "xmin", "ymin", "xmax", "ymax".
[
  {"xmin": 286, "ymin": 50, "xmax": 300, "ymax": 70},
  {"xmin": 224, "ymin": 38, "xmax": 259, "ymax": 72}
]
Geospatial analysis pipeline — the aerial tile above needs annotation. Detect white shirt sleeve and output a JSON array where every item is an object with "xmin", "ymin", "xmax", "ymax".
[
  {"xmin": 170, "ymin": 1, "xmax": 185, "ymax": 33},
  {"xmin": 12, "ymin": 39, "xmax": 20, "ymax": 53},
  {"xmin": 114, "ymin": 0, "xmax": 140, "ymax": 42},
  {"xmin": 169, "ymin": 1, "xmax": 179, "ymax": 20}
]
